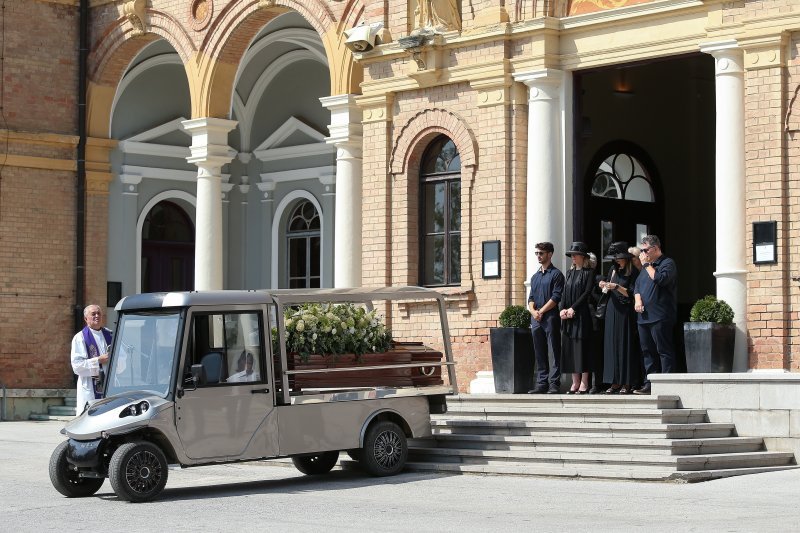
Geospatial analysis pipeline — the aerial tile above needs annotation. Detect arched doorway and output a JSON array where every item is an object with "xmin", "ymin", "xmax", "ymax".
[
  {"xmin": 585, "ymin": 142, "xmax": 664, "ymax": 273},
  {"xmin": 141, "ymin": 201, "xmax": 195, "ymax": 292},
  {"xmin": 286, "ymin": 199, "xmax": 321, "ymax": 288}
]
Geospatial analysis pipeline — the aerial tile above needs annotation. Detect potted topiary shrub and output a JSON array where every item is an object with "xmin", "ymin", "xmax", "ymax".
[
  {"xmin": 684, "ymin": 295, "xmax": 735, "ymax": 373},
  {"xmin": 489, "ymin": 305, "xmax": 534, "ymax": 393}
]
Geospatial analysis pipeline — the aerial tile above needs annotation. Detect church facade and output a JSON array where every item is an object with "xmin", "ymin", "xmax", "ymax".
[{"xmin": 2, "ymin": 0, "xmax": 799, "ymax": 400}]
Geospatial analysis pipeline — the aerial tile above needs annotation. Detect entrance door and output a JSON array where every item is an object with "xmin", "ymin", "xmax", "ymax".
[
  {"xmin": 585, "ymin": 146, "xmax": 664, "ymax": 274},
  {"xmin": 176, "ymin": 309, "xmax": 278, "ymax": 460},
  {"xmin": 141, "ymin": 201, "xmax": 195, "ymax": 292}
]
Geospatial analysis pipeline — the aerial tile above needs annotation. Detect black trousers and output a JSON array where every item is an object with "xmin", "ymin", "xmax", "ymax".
[
  {"xmin": 637, "ymin": 320, "xmax": 675, "ymax": 386},
  {"xmin": 531, "ymin": 312, "xmax": 561, "ymax": 387}
]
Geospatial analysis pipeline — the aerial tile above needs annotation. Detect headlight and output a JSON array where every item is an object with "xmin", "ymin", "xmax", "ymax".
[{"xmin": 119, "ymin": 401, "xmax": 150, "ymax": 418}]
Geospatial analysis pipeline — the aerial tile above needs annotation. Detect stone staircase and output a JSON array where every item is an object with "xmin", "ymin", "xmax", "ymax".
[
  {"xmin": 28, "ymin": 396, "xmax": 76, "ymax": 421},
  {"xmin": 406, "ymin": 394, "xmax": 798, "ymax": 482}
]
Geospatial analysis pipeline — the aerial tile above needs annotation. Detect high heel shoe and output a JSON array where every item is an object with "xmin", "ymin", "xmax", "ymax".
[
  {"xmin": 566, "ymin": 389, "xmax": 578, "ymax": 395},
  {"xmin": 576, "ymin": 388, "xmax": 589, "ymax": 395}
]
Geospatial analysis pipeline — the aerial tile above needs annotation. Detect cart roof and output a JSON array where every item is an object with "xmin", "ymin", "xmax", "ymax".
[{"xmin": 116, "ymin": 286, "xmax": 444, "ymax": 312}]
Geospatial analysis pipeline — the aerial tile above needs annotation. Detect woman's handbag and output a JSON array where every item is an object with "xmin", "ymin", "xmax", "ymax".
[
  {"xmin": 594, "ymin": 270, "xmax": 616, "ymax": 320},
  {"xmin": 594, "ymin": 293, "xmax": 610, "ymax": 320}
]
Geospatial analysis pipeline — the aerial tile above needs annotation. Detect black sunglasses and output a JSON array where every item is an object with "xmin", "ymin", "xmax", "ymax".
[{"xmin": 640, "ymin": 247, "xmax": 653, "ymax": 253}]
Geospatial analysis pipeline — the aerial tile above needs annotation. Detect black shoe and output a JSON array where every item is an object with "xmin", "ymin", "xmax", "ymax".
[
  {"xmin": 588, "ymin": 386, "xmax": 600, "ymax": 394},
  {"xmin": 633, "ymin": 385, "xmax": 651, "ymax": 395},
  {"xmin": 547, "ymin": 385, "xmax": 560, "ymax": 394},
  {"xmin": 527, "ymin": 387, "xmax": 547, "ymax": 394}
]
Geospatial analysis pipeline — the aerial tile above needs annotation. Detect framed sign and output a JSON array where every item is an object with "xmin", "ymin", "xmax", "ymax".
[
  {"xmin": 753, "ymin": 221, "xmax": 777, "ymax": 265},
  {"xmin": 482, "ymin": 240, "xmax": 501, "ymax": 279}
]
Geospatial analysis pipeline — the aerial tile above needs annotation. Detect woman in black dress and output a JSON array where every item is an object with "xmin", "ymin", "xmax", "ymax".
[
  {"xmin": 559, "ymin": 242, "xmax": 596, "ymax": 394},
  {"xmin": 599, "ymin": 242, "xmax": 642, "ymax": 394}
]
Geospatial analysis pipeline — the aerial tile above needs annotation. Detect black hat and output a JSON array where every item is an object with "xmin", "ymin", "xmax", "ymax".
[
  {"xmin": 605, "ymin": 241, "xmax": 633, "ymax": 260},
  {"xmin": 565, "ymin": 241, "xmax": 590, "ymax": 257}
]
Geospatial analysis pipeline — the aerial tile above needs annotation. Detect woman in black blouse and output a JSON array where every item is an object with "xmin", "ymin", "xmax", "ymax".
[
  {"xmin": 559, "ymin": 242, "xmax": 596, "ymax": 394},
  {"xmin": 600, "ymin": 242, "xmax": 642, "ymax": 394}
]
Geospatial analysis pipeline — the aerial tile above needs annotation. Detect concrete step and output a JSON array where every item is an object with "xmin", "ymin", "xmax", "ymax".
[
  {"xmin": 407, "ymin": 447, "xmax": 794, "ymax": 469},
  {"xmin": 410, "ymin": 435, "xmax": 765, "ymax": 456},
  {"xmin": 28, "ymin": 413, "xmax": 74, "ymax": 422},
  {"xmin": 439, "ymin": 407, "xmax": 707, "ymax": 424},
  {"xmin": 48, "ymin": 405, "xmax": 77, "ymax": 417},
  {"xmin": 431, "ymin": 419, "xmax": 737, "ymax": 439},
  {"xmin": 64, "ymin": 397, "xmax": 77, "ymax": 407},
  {"xmin": 404, "ymin": 460, "xmax": 800, "ymax": 482},
  {"xmin": 446, "ymin": 394, "xmax": 682, "ymax": 410}
]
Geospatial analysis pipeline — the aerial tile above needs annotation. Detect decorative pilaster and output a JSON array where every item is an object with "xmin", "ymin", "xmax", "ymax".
[
  {"xmin": 512, "ymin": 69, "xmax": 566, "ymax": 282},
  {"xmin": 320, "ymin": 94, "xmax": 363, "ymax": 288},
  {"xmin": 182, "ymin": 117, "xmax": 238, "ymax": 291},
  {"xmin": 700, "ymin": 41, "xmax": 747, "ymax": 371}
]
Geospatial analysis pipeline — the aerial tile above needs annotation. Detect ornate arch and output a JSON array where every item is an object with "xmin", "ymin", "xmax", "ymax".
[
  {"xmin": 87, "ymin": 9, "xmax": 196, "ymax": 138},
  {"xmin": 390, "ymin": 108, "xmax": 478, "ymax": 176},
  {"xmin": 194, "ymin": 0, "xmax": 364, "ymax": 119}
]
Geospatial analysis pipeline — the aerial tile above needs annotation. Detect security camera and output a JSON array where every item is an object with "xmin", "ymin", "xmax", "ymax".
[{"xmin": 344, "ymin": 22, "xmax": 382, "ymax": 53}]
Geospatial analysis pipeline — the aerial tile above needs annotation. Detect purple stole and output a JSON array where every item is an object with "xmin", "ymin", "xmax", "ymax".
[{"xmin": 82, "ymin": 326, "xmax": 112, "ymax": 399}]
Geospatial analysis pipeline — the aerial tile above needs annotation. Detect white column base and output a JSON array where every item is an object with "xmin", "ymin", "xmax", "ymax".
[{"xmin": 469, "ymin": 370, "xmax": 496, "ymax": 394}]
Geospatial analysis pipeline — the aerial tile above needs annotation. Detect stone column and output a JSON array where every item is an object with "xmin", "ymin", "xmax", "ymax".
[
  {"xmin": 320, "ymin": 171, "xmax": 337, "ymax": 288},
  {"xmin": 118, "ymin": 172, "xmax": 142, "ymax": 296},
  {"xmin": 320, "ymin": 94, "xmax": 363, "ymax": 288},
  {"xmin": 701, "ymin": 41, "xmax": 747, "ymax": 371},
  {"xmin": 256, "ymin": 181, "xmax": 275, "ymax": 289},
  {"xmin": 512, "ymin": 69, "xmax": 566, "ymax": 279},
  {"xmin": 183, "ymin": 117, "xmax": 238, "ymax": 291}
]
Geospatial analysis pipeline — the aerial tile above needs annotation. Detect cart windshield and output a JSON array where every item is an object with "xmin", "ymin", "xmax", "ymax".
[{"xmin": 106, "ymin": 310, "xmax": 182, "ymax": 398}]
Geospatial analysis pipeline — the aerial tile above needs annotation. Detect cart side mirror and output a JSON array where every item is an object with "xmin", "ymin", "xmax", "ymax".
[{"xmin": 190, "ymin": 364, "xmax": 206, "ymax": 387}]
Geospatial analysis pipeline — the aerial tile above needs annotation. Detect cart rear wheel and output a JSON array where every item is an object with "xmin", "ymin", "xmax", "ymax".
[
  {"xmin": 361, "ymin": 421, "xmax": 408, "ymax": 476},
  {"xmin": 109, "ymin": 441, "xmax": 168, "ymax": 502},
  {"xmin": 49, "ymin": 440, "xmax": 105, "ymax": 498},
  {"xmin": 292, "ymin": 451, "xmax": 339, "ymax": 475}
]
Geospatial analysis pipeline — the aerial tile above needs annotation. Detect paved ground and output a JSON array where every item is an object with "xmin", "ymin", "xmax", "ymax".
[{"xmin": 2, "ymin": 420, "xmax": 799, "ymax": 532}]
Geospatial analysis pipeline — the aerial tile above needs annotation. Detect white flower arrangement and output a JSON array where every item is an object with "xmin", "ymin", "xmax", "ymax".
[{"xmin": 275, "ymin": 302, "xmax": 393, "ymax": 361}]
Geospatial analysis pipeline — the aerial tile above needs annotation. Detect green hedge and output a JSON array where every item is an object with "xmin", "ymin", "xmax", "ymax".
[
  {"xmin": 498, "ymin": 305, "xmax": 532, "ymax": 328},
  {"xmin": 689, "ymin": 295, "xmax": 734, "ymax": 325}
]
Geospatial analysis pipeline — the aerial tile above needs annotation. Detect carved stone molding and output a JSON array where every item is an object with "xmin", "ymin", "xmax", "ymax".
[
  {"xmin": 741, "ymin": 33, "xmax": 787, "ymax": 71},
  {"xmin": 188, "ymin": 0, "xmax": 213, "ymax": 32},
  {"xmin": 123, "ymin": 0, "xmax": 147, "ymax": 36}
]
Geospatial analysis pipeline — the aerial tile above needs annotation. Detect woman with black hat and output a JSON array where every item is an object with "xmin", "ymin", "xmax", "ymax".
[
  {"xmin": 599, "ymin": 242, "xmax": 643, "ymax": 394},
  {"xmin": 559, "ymin": 242, "xmax": 596, "ymax": 394}
]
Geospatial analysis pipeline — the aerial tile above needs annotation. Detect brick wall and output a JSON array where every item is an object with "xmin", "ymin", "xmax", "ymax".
[{"xmin": 0, "ymin": 1, "xmax": 81, "ymax": 389}]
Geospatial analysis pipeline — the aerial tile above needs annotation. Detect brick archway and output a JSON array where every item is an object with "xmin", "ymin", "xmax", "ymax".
[
  {"xmin": 390, "ymin": 108, "xmax": 478, "ymax": 176},
  {"xmin": 87, "ymin": 10, "xmax": 197, "ymax": 138},
  {"xmin": 197, "ymin": 0, "xmax": 364, "ymax": 118}
]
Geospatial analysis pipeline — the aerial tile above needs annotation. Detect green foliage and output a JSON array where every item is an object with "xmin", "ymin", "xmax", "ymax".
[
  {"xmin": 498, "ymin": 305, "xmax": 532, "ymax": 328},
  {"xmin": 272, "ymin": 302, "xmax": 392, "ymax": 362},
  {"xmin": 689, "ymin": 295, "xmax": 734, "ymax": 325}
]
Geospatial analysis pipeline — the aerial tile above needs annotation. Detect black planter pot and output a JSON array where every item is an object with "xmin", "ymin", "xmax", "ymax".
[
  {"xmin": 683, "ymin": 322, "xmax": 735, "ymax": 373},
  {"xmin": 489, "ymin": 327, "xmax": 534, "ymax": 393}
]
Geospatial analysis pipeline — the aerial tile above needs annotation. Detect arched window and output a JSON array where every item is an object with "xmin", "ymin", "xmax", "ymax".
[
  {"xmin": 286, "ymin": 200, "xmax": 321, "ymax": 288},
  {"xmin": 141, "ymin": 201, "xmax": 194, "ymax": 292},
  {"xmin": 420, "ymin": 136, "xmax": 461, "ymax": 286},
  {"xmin": 591, "ymin": 152, "xmax": 655, "ymax": 202}
]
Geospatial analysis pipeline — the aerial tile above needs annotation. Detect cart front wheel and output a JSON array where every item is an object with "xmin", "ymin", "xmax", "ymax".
[
  {"xmin": 109, "ymin": 441, "xmax": 168, "ymax": 502},
  {"xmin": 49, "ymin": 440, "xmax": 104, "ymax": 498}
]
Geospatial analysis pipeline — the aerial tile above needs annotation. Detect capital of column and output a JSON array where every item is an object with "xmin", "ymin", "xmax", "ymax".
[
  {"xmin": 320, "ymin": 94, "xmax": 363, "ymax": 149},
  {"xmin": 700, "ymin": 40, "xmax": 744, "ymax": 76},
  {"xmin": 513, "ymin": 69, "xmax": 563, "ymax": 101},
  {"xmin": 182, "ymin": 117, "xmax": 238, "ymax": 174}
]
